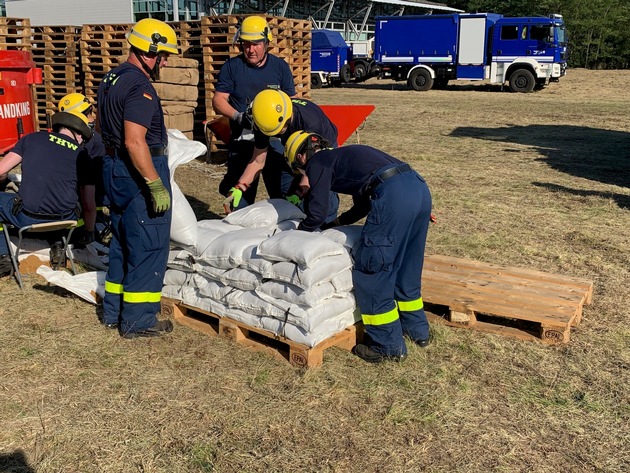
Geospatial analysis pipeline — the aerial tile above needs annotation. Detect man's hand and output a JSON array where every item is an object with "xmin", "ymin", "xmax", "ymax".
[{"xmin": 145, "ymin": 177, "xmax": 171, "ymax": 213}]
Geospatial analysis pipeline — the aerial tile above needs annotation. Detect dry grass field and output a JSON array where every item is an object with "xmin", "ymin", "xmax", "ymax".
[{"xmin": 1, "ymin": 68, "xmax": 629, "ymax": 472}]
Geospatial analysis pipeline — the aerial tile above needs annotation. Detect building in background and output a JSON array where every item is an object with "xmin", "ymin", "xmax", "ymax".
[{"xmin": 4, "ymin": 0, "xmax": 460, "ymax": 41}]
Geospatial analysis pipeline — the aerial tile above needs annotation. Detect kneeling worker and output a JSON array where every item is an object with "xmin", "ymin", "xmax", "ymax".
[
  {"xmin": 0, "ymin": 110, "xmax": 93, "ymax": 276},
  {"xmin": 284, "ymin": 131, "xmax": 433, "ymax": 363}
]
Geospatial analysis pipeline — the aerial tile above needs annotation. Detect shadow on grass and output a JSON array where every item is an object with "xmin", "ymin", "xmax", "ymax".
[
  {"xmin": 184, "ymin": 195, "xmax": 224, "ymax": 221},
  {"xmin": 450, "ymin": 124, "xmax": 630, "ymax": 190},
  {"xmin": 0, "ymin": 449, "xmax": 35, "ymax": 473},
  {"xmin": 340, "ymin": 81, "xmax": 505, "ymax": 92}
]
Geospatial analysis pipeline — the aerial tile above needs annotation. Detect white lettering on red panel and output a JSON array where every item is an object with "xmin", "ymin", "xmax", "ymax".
[{"xmin": 0, "ymin": 102, "xmax": 31, "ymax": 119}]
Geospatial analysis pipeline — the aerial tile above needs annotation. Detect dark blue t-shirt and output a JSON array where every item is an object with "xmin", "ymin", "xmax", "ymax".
[
  {"xmin": 254, "ymin": 99, "xmax": 339, "ymax": 149},
  {"xmin": 216, "ymin": 54, "xmax": 296, "ymax": 114},
  {"xmin": 300, "ymin": 145, "xmax": 401, "ymax": 231},
  {"xmin": 97, "ymin": 62, "xmax": 166, "ymax": 148},
  {"xmin": 11, "ymin": 131, "xmax": 85, "ymax": 215}
]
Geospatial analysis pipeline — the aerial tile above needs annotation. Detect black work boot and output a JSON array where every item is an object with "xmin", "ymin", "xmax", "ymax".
[
  {"xmin": 0, "ymin": 254, "xmax": 13, "ymax": 277},
  {"xmin": 121, "ymin": 319, "xmax": 174, "ymax": 339},
  {"xmin": 352, "ymin": 344, "xmax": 407, "ymax": 363},
  {"xmin": 49, "ymin": 241, "xmax": 66, "ymax": 268}
]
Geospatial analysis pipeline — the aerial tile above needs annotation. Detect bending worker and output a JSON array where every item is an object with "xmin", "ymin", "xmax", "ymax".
[
  {"xmin": 212, "ymin": 15, "xmax": 296, "ymax": 209},
  {"xmin": 224, "ymin": 89, "xmax": 339, "ymax": 219},
  {"xmin": 284, "ymin": 131, "xmax": 433, "ymax": 363},
  {"xmin": 58, "ymin": 93, "xmax": 106, "ymax": 245},
  {"xmin": 97, "ymin": 19, "xmax": 177, "ymax": 338},
  {"xmin": 0, "ymin": 110, "xmax": 92, "ymax": 277}
]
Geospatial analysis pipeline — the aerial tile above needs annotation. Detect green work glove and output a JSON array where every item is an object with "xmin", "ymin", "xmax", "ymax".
[
  {"xmin": 223, "ymin": 187, "xmax": 243, "ymax": 214},
  {"xmin": 146, "ymin": 177, "xmax": 171, "ymax": 213},
  {"xmin": 285, "ymin": 194, "xmax": 301, "ymax": 205}
]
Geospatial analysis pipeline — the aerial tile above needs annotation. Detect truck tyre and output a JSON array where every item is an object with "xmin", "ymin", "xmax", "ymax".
[
  {"xmin": 311, "ymin": 74, "xmax": 323, "ymax": 89},
  {"xmin": 353, "ymin": 62, "xmax": 367, "ymax": 81},
  {"xmin": 509, "ymin": 69, "xmax": 535, "ymax": 93},
  {"xmin": 408, "ymin": 68, "xmax": 433, "ymax": 91},
  {"xmin": 340, "ymin": 64, "xmax": 352, "ymax": 83}
]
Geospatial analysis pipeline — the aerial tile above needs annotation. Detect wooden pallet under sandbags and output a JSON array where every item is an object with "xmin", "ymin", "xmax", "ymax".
[
  {"xmin": 421, "ymin": 255, "xmax": 593, "ymax": 344},
  {"xmin": 161, "ymin": 297, "xmax": 361, "ymax": 368}
]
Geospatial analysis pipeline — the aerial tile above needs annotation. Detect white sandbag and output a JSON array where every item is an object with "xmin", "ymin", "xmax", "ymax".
[
  {"xmin": 197, "ymin": 219, "xmax": 243, "ymax": 232},
  {"xmin": 220, "ymin": 268, "xmax": 260, "ymax": 291},
  {"xmin": 330, "ymin": 270, "xmax": 354, "ymax": 292},
  {"xmin": 256, "ymin": 279, "xmax": 338, "ymax": 307},
  {"xmin": 164, "ymin": 268, "xmax": 194, "ymax": 286},
  {"xmin": 200, "ymin": 228, "xmax": 272, "ymax": 269},
  {"xmin": 321, "ymin": 225, "xmax": 363, "ymax": 251},
  {"xmin": 36, "ymin": 267, "xmax": 105, "ymax": 304},
  {"xmin": 193, "ymin": 274, "xmax": 237, "ymax": 302},
  {"xmin": 257, "ymin": 230, "xmax": 345, "ymax": 268},
  {"xmin": 223, "ymin": 199, "xmax": 305, "ymax": 229},
  {"xmin": 264, "ymin": 253, "xmax": 353, "ymax": 289},
  {"xmin": 239, "ymin": 246, "xmax": 274, "ymax": 275},
  {"xmin": 167, "ymin": 129, "xmax": 207, "ymax": 247},
  {"xmin": 224, "ymin": 289, "xmax": 275, "ymax": 317},
  {"xmin": 275, "ymin": 219, "xmax": 300, "ymax": 231},
  {"xmin": 167, "ymin": 248, "xmax": 197, "ymax": 272},
  {"xmin": 260, "ymin": 308, "xmax": 360, "ymax": 347},
  {"xmin": 161, "ymin": 284, "xmax": 196, "ymax": 302},
  {"xmin": 195, "ymin": 262, "xmax": 226, "ymax": 281}
]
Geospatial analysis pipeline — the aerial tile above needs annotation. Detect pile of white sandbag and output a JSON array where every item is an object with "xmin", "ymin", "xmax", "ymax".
[{"xmin": 162, "ymin": 199, "xmax": 364, "ymax": 347}]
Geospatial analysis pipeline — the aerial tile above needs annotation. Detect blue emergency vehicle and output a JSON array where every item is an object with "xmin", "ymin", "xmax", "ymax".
[
  {"xmin": 311, "ymin": 29, "xmax": 352, "ymax": 89},
  {"xmin": 374, "ymin": 13, "xmax": 567, "ymax": 92}
]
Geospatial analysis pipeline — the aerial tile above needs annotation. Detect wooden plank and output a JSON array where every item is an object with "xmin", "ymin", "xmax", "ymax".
[{"xmin": 161, "ymin": 298, "xmax": 359, "ymax": 368}]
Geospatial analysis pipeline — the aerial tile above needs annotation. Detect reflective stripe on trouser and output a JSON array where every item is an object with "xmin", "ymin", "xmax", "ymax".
[
  {"xmin": 102, "ymin": 154, "xmax": 171, "ymax": 333},
  {"xmin": 352, "ymin": 169, "xmax": 432, "ymax": 355}
]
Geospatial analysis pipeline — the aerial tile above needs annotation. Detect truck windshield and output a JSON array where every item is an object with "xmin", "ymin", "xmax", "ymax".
[{"xmin": 555, "ymin": 25, "xmax": 566, "ymax": 46}]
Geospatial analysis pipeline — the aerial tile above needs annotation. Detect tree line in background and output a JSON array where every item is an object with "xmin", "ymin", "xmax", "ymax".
[{"xmin": 446, "ymin": 0, "xmax": 630, "ymax": 69}]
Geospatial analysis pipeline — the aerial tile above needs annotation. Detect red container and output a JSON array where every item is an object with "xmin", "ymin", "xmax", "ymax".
[{"xmin": 0, "ymin": 50, "xmax": 42, "ymax": 154}]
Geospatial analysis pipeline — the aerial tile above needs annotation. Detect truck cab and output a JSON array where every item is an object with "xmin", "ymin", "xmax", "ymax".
[{"xmin": 311, "ymin": 29, "xmax": 352, "ymax": 89}]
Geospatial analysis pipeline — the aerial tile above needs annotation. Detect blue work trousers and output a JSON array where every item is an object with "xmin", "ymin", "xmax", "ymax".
[
  {"xmin": 352, "ymin": 169, "xmax": 432, "ymax": 356},
  {"xmin": 101, "ymin": 154, "xmax": 171, "ymax": 334}
]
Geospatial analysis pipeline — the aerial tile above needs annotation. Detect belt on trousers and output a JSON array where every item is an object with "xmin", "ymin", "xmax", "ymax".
[
  {"xmin": 105, "ymin": 146, "xmax": 167, "ymax": 158},
  {"xmin": 369, "ymin": 163, "xmax": 413, "ymax": 192},
  {"xmin": 20, "ymin": 208, "xmax": 76, "ymax": 220}
]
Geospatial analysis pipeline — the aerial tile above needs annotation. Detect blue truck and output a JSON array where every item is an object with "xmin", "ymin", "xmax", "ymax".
[
  {"xmin": 373, "ymin": 13, "xmax": 567, "ymax": 92},
  {"xmin": 311, "ymin": 29, "xmax": 352, "ymax": 89}
]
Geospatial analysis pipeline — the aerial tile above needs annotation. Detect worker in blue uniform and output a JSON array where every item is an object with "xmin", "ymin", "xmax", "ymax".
[
  {"xmin": 223, "ymin": 89, "xmax": 339, "ymax": 217},
  {"xmin": 58, "ymin": 93, "xmax": 106, "ymax": 245},
  {"xmin": 212, "ymin": 16, "xmax": 296, "ymax": 209},
  {"xmin": 0, "ymin": 110, "xmax": 93, "ymax": 276},
  {"xmin": 284, "ymin": 131, "xmax": 433, "ymax": 363},
  {"xmin": 97, "ymin": 18, "xmax": 178, "ymax": 338}
]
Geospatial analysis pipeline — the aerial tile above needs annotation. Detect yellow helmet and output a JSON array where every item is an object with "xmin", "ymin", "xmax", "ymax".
[
  {"xmin": 252, "ymin": 89, "xmax": 293, "ymax": 136},
  {"xmin": 58, "ymin": 93, "xmax": 92, "ymax": 115},
  {"xmin": 284, "ymin": 131, "xmax": 323, "ymax": 173},
  {"xmin": 238, "ymin": 16, "xmax": 272, "ymax": 43},
  {"xmin": 127, "ymin": 18, "xmax": 178, "ymax": 55}
]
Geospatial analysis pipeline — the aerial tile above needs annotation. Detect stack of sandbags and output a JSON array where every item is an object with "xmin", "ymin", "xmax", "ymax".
[
  {"xmin": 157, "ymin": 57, "xmax": 200, "ymax": 139},
  {"xmin": 162, "ymin": 200, "xmax": 362, "ymax": 347}
]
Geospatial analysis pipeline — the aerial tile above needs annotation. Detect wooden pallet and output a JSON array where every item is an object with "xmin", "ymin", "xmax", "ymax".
[
  {"xmin": 422, "ymin": 255, "xmax": 593, "ymax": 344},
  {"xmin": 161, "ymin": 297, "xmax": 361, "ymax": 368}
]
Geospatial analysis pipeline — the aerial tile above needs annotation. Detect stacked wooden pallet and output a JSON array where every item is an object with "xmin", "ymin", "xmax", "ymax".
[
  {"xmin": 0, "ymin": 17, "xmax": 32, "ymax": 51},
  {"xmin": 80, "ymin": 23, "xmax": 131, "ymax": 102},
  {"xmin": 31, "ymin": 26, "xmax": 82, "ymax": 130}
]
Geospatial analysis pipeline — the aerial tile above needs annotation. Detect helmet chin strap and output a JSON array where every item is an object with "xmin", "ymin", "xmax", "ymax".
[{"xmin": 133, "ymin": 48, "xmax": 160, "ymax": 81}]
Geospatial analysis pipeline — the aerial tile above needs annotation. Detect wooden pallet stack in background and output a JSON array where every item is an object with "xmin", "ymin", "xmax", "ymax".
[
  {"xmin": 158, "ymin": 56, "xmax": 200, "ymax": 139},
  {"xmin": 0, "ymin": 17, "xmax": 32, "ymax": 51},
  {"xmin": 31, "ymin": 26, "xmax": 82, "ymax": 130}
]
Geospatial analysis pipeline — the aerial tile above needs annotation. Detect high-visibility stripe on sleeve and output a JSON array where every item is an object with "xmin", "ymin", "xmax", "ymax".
[
  {"xmin": 397, "ymin": 297, "xmax": 424, "ymax": 312},
  {"xmin": 105, "ymin": 280, "xmax": 124, "ymax": 294},
  {"xmin": 362, "ymin": 307, "xmax": 399, "ymax": 326},
  {"xmin": 123, "ymin": 291, "xmax": 162, "ymax": 303}
]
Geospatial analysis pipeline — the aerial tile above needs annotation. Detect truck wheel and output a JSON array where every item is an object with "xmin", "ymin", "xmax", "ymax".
[
  {"xmin": 509, "ymin": 69, "xmax": 535, "ymax": 93},
  {"xmin": 340, "ymin": 64, "xmax": 352, "ymax": 83},
  {"xmin": 354, "ymin": 62, "xmax": 367, "ymax": 81},
  {"xmin": 408, "ymin": 69, "xmax": 433, "ymax": 91},
  {"xmin": 311, "ymin": 74, "xmax": 323, "ymax": 89}
]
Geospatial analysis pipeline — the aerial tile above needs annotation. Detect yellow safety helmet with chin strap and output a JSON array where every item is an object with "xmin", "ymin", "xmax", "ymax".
[
  {"xmin": 58, "ymin": 93, "xmax": 92, "ymax": 116},
  {"xmin": 127, "ymin": 18, "xmax": 178, "ymax": 55},
  {"xmin": 252, "ymin": 89, "xmax": 293, "ymax": 136},
  {"xmin": 237, "ymin": 16, "xmax": 273, "ymax": 43},
  {"xmin": 284, "ymin": 130, "xmax": 324, "ymax": 174}
]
